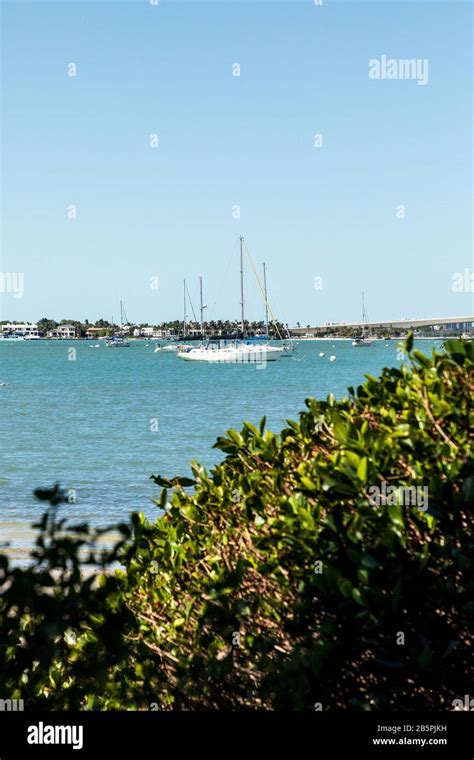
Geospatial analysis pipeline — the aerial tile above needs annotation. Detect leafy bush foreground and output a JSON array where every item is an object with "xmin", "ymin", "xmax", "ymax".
[{"xmin": 0, "ymin": 337, "xmax": 472, "ymax": 710}]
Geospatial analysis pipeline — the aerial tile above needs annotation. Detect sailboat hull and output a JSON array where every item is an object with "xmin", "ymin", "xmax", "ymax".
[{"xmin": 177, "ymin": 344, "xmax": 283, "ymax": 363}]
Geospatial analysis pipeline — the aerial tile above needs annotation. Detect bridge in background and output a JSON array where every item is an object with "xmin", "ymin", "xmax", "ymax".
[{"xmin": 289, "ymin": 315, "xmax": 474, "ymax": 336}]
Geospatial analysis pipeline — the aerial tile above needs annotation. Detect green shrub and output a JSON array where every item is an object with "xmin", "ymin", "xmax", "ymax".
[{"xmin": 0, "ymin": 337, "xmax": 472, "ymax": 710}]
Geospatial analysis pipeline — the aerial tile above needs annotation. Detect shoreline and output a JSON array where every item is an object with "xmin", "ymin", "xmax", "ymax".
[
  {"xmin": 0, "ymin": 336, "xmax": 452, "ymax": 343},
  {"xmin": 0, "ymin": 520, "xmax": 121, "ymax": 566}
]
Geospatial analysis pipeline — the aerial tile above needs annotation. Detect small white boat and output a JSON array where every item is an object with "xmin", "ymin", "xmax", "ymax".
[
  {"xmin": 160, "ymin": 344, "xmax": 180, "ymax": 352},
  {"xmin": 352, "ymin": 337, "xmax": 373, "ymax": 347},
  {"xmin": 155, "ymin": 343, "xmax": 192, "ymax": 353},
  {"xmin": 105, "ymin": 335, "xmax": 130, "ymax": 348}
]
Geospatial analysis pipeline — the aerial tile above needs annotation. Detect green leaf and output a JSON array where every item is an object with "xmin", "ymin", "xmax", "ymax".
[
  {"xmin": 404, "ymin": 332, "xmax": 414, "ymax": 353},
  {"xmin": 357, "ymin": 457, "xmax": 368, "ymax": 483}
]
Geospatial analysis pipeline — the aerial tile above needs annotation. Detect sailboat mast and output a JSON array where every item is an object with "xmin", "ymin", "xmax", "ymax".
[
  {"xmin": 200, "ymin": 276, "xmax": 204, "ymax": 340},
  {"xmin": 240, "ymin": 235, "xmax": 245, "ymax": 338},
  {"xmin": 361, "ymin": 291, "xmax": 371, "ymax": 337},
  {"xmin": 263, "ymin": 261, "xmax": 269, "ymax": 339},
  {"xmin": 183, "ymin": 279, "xmax": 187, "ymax": 338},
  {"xmin": 362, "ymin": 291, "xmax": 368, "ymax": 325}
]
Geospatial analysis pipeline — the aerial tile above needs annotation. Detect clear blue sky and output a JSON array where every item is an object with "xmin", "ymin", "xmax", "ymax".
[{"xmin": 1, "ymin": 0, "xmax": 472, "ymax": 326}]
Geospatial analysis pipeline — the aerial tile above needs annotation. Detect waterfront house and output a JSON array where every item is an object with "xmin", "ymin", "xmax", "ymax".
[
  {"xmin": 48, "ymin": 324, "xmax": 77, "ymax": 339},
  {"xmin": 85, "ymin": 327, "xmax": 103, "ymax": 339},
  {"xmin": 1, "ymin": 322, "xmax": 41, "ymax": 337},
  {"xmin": 133, "ymin": 326, "xmax": 168, "ymax": 338}
]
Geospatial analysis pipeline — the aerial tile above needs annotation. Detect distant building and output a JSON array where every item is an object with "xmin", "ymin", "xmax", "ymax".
[
  {"xmin": 48, "ymin": 324, "xmax": 77, "ymax": 339},
  {"xmin": 133, "ymin": 326, "xmax": 167, "ymax": 338},
  {"xmin": 186, "ymin": 327, "xmax": 203, "ymax": 337},
  {"xmin": 1, "ymin": 322, "xmax": 40, "ymax": 337},
  {"xmin": 85, "ymin": 327, "xmax": 103, "ymax": 339}
]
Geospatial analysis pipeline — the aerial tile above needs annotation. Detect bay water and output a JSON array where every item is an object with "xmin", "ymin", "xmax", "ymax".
[{"xmin": 0, "ymin": 339, "xmax": 440, "ymax": 553}]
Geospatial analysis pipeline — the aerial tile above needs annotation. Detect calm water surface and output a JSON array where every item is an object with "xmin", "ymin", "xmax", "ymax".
[{"xmin": 0, "ymin": 339, "xmax": 440, "ymax": 538}]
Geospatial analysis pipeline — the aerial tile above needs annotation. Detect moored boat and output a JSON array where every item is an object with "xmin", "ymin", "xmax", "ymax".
[
  {"xmin": 155, "ymin": 342, "xmax": 192, "ymax": 353},
  {"xmin": 352, "ymin": 292, "xmax": 373, "ymax": 347},
  {"xmin": 352, "ymin": 337, "xmax": 373, "ymax": 347},
  {"xmin": 105, "ymin": 301, "xmax": 131, "ymax": 347},
  {"xmin": 105, "ymin": 335, "xmax": 130, "ymax": 348},
  {"xmin": 177, "ymin": 237, "xmax": 286, "ymax": 364},
  {"xmin": 177, "ymin": 340, "xmax": 283, "ymax": 363}
]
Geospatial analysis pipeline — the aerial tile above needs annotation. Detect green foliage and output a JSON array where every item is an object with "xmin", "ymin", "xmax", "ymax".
[
  {"xmin": 0, "ymin": 338, "xmax": 472, "ymax": 710},
  {"xmin": 37, "ymin": 318, "xmax": 58, "ymax": 335}
]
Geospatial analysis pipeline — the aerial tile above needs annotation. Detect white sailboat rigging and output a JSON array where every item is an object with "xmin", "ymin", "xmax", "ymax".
[
  {"xmin": 261, "ymin": 262, "xmax": 295, "ymax": 356},
  {"xmin": 177, "ymin": 237, "xmax": 284, "ymax": 363},
  {"xmin": 155, "ymin": 280, "xmax": 198, "ymax": 353},
  {"xmin": 105, "ymin": 301, "xmax": 131, "ymax": 347},
  {"xmin": 352, "ymin": 292, "xmax": 373, "ymax": 347},
  {"xmin": 254, "ymin": 257, "xmax": 295, "ymax": 356}
]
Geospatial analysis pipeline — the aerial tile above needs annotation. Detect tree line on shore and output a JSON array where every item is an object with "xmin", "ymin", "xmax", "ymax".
[
  {"xmin": 1, "ymin": 317, "xmax": 455, "ymax": 340},
  {"xmin": 1, "ymin": 317, "xmax": 286, "ymax": 339}
]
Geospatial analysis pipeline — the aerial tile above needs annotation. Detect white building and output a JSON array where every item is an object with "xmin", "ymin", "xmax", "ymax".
[
  {"xmin": 1, "ymin": 322, "xmax": 40, "ymax": 337},
  {"xmin": 133, "ymin": 326, "xmax": 167, "ymax": 338},
  {"xmin": 48, "ymin": 324, "xmax": 77, "ymax": 339}
]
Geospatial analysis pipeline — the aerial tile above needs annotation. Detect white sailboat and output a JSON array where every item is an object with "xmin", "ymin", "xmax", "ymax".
[
  {"xmin": 105, "ymin": 301, "xmax": 131, "ymax": 347},
  {"xmin": 177, "ymin": 340, "xmax": 282, "ymax": 363},
  {"xmin": 156, "ymin": 280, "xmax": 197, "ymax": 353},
  {"xmin": 0, "ymin": 334, "xmax": 25, "ymax": 341},
  {"xmin": 352, "ymin": 292, "xmax": 373, "ymax": 347},
  {"xmin": 177, "ymin": 237, "xmax": 284, "ymax": 363}
]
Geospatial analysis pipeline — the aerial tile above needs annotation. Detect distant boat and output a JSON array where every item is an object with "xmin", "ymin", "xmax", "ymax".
[
  {"xmin": 154, "ymin": 279, "xmax": 199, "ymax": 354},
  {"xmin": 105, "ymin": 301, "xmax": 131, "ymax": 347},
  {"xmin": 352, "ymin": 337, "xmax": 372, "ymax": 347},
  {"xmin": 105, "ymin": 335, "xmax": 130, "ymax": 348},
  {"xmin": 177, "ymin": 238, "xmax": 283, "ymax": 363},
  {"xmin": 155, "ymin": 343, "xmax": 182, "ymax": 353},
  {"xmin": 352, "ymin": 292, "xmax": 373, "ymax": 347},
  {"xmin": 0, "ymin": 333, "xmax": 25, "ymax": 341}
]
